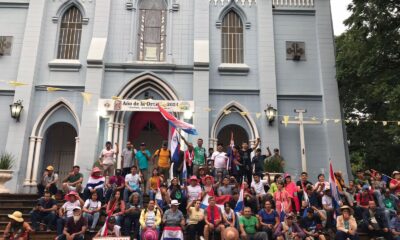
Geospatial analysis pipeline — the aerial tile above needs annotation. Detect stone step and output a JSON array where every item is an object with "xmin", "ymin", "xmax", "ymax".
[
  {"xmin": 0, "ymin": 206, "xmax": 33, "ymax": 214},
  {"xmin": 0, "ymin": 213, "xmax": 31, "ymax": 222},
  {"xmin": 0, "ymin": 194, "xmax": 39, "ymax": 200}
]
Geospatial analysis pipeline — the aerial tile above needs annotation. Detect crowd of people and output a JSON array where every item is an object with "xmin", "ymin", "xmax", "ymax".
[{"xmin": 3, "ymin": 138, "xmax": 400, "ymax": 240}]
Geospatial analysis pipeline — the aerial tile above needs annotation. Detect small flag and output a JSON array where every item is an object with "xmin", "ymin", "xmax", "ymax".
[
  {"xmin": 329, "ymin": 161, "xmax": 341, "ymax": 218},
  {"xmin": 112, "ymin": 96, "xmax": 122, "ymax": 100},
  {"xmin": 158, "ymin": 105, "xmax": 198, "ymax": 135},
  {"xmin": 234, "ymin": 177, "xmax": 245, "ymax": 213},
  {"xmin": 256, "ymin": 112, "xmax": 261, "ymax": 119},
  {"xmin": 334, "ymin": 119, "xmax": 340, "ymax": 123},
  {"xmin": 240, "ymin": 112, "xmax": 247, "ymax": 116},
  {"xmin": 46, "ymin": 87, "xmax": 64, "ymax": 92},
  {"xmin": 81, "ymin": 92, "xmax": 92, "ymax": 104},
  {"xmin": 223, "ymin": 109, "xmax": 231, "ymax": 115},
  {"xmin": 283, "ymin": 116, "xmax": 289, "ymax": 127},
  {"xmin": 9, "ymin": 81, "xmax": 28, "ymax": 87}
]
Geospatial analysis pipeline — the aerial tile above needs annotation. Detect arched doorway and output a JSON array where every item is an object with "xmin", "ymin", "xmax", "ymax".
[
  {"xmin": 129, "ymin": 112, "xmax": 168, "ymax": 155},
  {"xmin": 42, "ymin": 122, "xmax": 77, "ymax": 188},
  {"xmin": 217, "ymin": 124, "xmax": 249, "ymax": 149}
]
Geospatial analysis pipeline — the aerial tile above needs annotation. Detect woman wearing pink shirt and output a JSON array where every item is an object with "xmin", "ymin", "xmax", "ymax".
[
  {"xmin": 284, "ymin": 173, "xmax": 300, "ymax": 215},
  {"xmin": 274, "ymin": 180, "xmax": 291, "ymax": 220}
]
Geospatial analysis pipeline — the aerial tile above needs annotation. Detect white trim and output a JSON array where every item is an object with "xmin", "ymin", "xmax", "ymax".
[
  {"xmin": 210, "ymin": 101, "xmax": 259, "ymax": 142},
  {"xmin": 31, "ymin": 98, "xmax": 81, "ymax": 137}
]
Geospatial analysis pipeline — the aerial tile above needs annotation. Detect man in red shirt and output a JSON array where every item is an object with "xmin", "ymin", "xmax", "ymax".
[
  {"xmin": 204, "ymin": 197, "xmax": 225, "ymax": 240},
  {"xmin": 390, "ymin": 171, "xmax": 400, "ymax": 196}
]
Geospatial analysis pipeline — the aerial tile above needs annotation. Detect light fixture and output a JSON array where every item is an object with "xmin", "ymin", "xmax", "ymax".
[
  {"xmin": 264, "ymin": 105, "xmax": 277, "ymax": 126},
  {"xmin": 10, "ymin": 100, "xmax": 23, "ymax": 121}
]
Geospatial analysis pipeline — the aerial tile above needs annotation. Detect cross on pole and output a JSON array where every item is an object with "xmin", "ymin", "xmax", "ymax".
[{"xmin": 281, "ymin": 109, "xmax": 322, "ymax": 172}]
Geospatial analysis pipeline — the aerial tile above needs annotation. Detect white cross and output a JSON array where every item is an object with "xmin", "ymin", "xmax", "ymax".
[{"xmin": 281, "ymin": 109, "xmax": 322, "ymax": 172}]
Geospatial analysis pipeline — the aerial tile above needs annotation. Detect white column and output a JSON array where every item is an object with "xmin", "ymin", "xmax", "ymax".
[
  {"xmin": 113, "ymin": 123, "xmax": 119, "ymax": 144},
  {"xmin": 74, "ymin": 137, "xmax": 80, "ymax": 165},
  {"xmin": 107, "ymin": 121, "xmax": 114, "ymax": 142},
  {"xmin": 117, "ymin": 123, "xmax": 125, "ymax": 169},
  {"xmin": 31, "ymin": 137, "xmax": 43, "ymax": 185},
  {"xmin": 24, "ymin": 136, "xmax": 37, "ymax": 185}
]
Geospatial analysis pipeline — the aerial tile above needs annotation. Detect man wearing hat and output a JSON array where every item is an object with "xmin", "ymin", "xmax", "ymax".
[
  {"xmin": 56, "ymin": 191, "xmax": 84, "ymax": 236},
  {"xmin": 299, "ymin": 206, "xmax": 326, "ymax": 240},
  {"xmin": 37, "ymin": 165, "xmax": 59, "ymax": 196},
  {"xmin": 274, "ymin": 212, "xmax": 305, "ymax": 240},
  {"xmin": 390, "ymin": 171, "xmax": 400, "ymax": 196},
  {"xmin": 83, "ymin": 167, "xmax": 105, "ymax": 202},
  {"xmin": 336, "ymin": 206, "xmax": 358, "ymax": 240},
  {"xmin": 187, "ymin": 175, "xmax": 202, "ymax": 203},
  {"xmin": 3, "ymin": 211, "xmax": 32, "ymax": 240},
  {"xmin": 57, "ymin": 206, "xmax": 87, "ymax": 240}
]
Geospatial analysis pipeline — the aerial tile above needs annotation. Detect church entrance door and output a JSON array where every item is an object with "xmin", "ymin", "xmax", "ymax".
[{"xmin": 217, "ymin": 124, "xmax": 249, "ymax": 150}]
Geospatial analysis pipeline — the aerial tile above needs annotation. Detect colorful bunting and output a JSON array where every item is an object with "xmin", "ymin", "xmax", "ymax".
[
  {"xmin": 283, "ymin": 116, "xmax": 289, "ymax": 127},
  {"xmin": 81, "ymin": 92, "xmax": 92, "ymax": 104}
]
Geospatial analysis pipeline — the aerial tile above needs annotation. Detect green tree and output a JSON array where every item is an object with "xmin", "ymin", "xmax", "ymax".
[{"xmin": 336, "ymin": 0, "xmax": 400, "ymax": 174}]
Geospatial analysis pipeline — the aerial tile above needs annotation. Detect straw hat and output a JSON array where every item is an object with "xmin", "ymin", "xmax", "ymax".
[
  {"xmin": 8, "ymin": 211, "xmax": 24, "ymax": 222},
  {"xmin": 46, "ymin": 165, "xmax": 54, "ymax": 171},
  {"xmin": 340, "ymin": 205, "xmax": 354, "ymax": 215},
  {"xmin": 170, "ymin": 200, "xmax": 180, "ymax": 206}
]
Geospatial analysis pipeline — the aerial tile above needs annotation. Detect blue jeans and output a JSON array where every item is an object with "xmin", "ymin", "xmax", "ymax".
[
  {"xmin": 30, "ymin": 211, "xmax": 56, "ymax": 230},
  {"xmin": 56, "ymin": 217, "xmax": 67, "ymax": 235},
  {"xmin": 148, "ymin": 189, "xmax": 157, "ymax": 201},
  {"xmin": 335, "ymin": 230, "xmax": 359, "ymax": 240},
  {"xmin": 83, "ymin": 212, "xmax": 100, "ymax": 229}
]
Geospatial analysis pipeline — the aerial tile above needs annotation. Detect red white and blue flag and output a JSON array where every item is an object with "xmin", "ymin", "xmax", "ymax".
[
  {"xmin": 234, "ymin": 177, "xmax": 245, "ymax": 213},
  {"xmin": 329, "ymin": 161, "xmax": 341, "ymax": 216},
  {"xmin": 227, "ymin": 131, "xmax": 234, "ymax": 169},
  {"xmin": 200, "ymin": 188, "xmax": 231, "ymax": 210},
  {"xmin": 158, "ymin": 105, "xmax": 198, "ymax": 135},
  {"xmin": 170, "ymin": 127, "xmax": 180, "ymax": 164},
  {"xmin": 161, "ymin": 226, "xmax": 184, "ymax": 240}
]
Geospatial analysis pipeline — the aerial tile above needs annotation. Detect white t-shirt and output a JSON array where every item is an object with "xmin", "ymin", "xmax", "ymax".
[
  {"xmin": 101, "ymin": 225, "xmax": 121, "ymax": 237},
  {"xmin": 125, "ymin": 173, "xmax": 141, "ymax": 191},
  {"xmin": 145, "ymin": 210, "xmax": 156, "ymax": 227},
  {"xmin": 322, "ymin": 195, "xmax": 333, "ymax": 208},
  {"xmin": 211, "ymin": 151, "xmax": 228, "ymax": 169},
  {"xmin": 251, "ymin": 180, "xmax": 269, "ymax": 195},
  {"xmin": 84, "ymin": 199, "xmax": 101, "ymax": 211},
  {"xmin": 100, "ymin": 148, "xmax": 116, "ymax": 165},
  {"xmin": 314, "ymin": 181, "xmax": 330, "ymax": 191},
  {"xmin": 62, "ymin": 200, "xmax": 81, "ymax": 218},
  {"xmin": 187, "ymin": 185, "xmax": 202, "ymax": 202}
]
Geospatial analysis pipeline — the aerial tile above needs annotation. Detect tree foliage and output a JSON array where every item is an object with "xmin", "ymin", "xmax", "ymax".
[{"xmin": 336, "ymin": 0, "xmax": 400, "ymax": 174}]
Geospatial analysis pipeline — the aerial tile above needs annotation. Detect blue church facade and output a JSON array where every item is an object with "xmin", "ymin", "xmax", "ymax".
[{"xmin": 0, "ymin": 0, "xmax": 350, "ymax": 193}]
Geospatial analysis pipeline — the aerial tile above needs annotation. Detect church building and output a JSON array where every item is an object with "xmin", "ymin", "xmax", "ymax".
[{"xmin": 0, "ymin": 0, "xmax": 350, "ymax": 193}]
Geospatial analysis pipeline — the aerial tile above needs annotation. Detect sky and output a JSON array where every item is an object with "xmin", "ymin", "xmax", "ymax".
[{"xmin": 330, "ymin": 0, "xmax": 352, "ymax": 35}]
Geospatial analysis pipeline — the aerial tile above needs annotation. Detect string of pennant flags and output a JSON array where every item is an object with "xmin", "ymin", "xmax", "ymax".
[{"xmin": 2, "ymin": 80, "xmax": 400, "ymax": 126}]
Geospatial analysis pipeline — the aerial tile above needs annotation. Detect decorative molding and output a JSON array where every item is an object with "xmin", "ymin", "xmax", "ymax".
[
  {"xmin": 0, "ymin": 89, "xmax": 15, "ymax": 96},
  {"xmin": 52, "ymin": 0, "xmax": 90, "ymax": 25},
  {"xmin": 273, "ymin": 9, "xmax": 315, "ymax": 15},
  {"xmin": 216, "ymin": 0, "xmax": 250, "ymax": 29},
  {"xmin": 0, "ymin": 1, "xmax": 29, "ymax": 8},
  {"xmin": 105, "ymin": 62, "xmax": 194, "ymax": 73},
  {"xmin": 171, "ymin": 3, "xmax": 179, "ymax": 11},
  {"xmin": 210, "ymin": 0, "xmax": 256, "ymax": 6},
  {"xmin": 272, "ymin": 0, "xmax": 314, "ymax": 8},
  {"xmin": 48, "ymin": 59, "xmax": 82, "ymax": 72},
  {"xmin": 218, "ymin": 63, "xmax": 250, "ymax": 76},
  {"xmin": 277, "ymin": 95, "xmax": 322, "ymax": 101},
  {"xmin": 210, "ymin": 89, "xmax": 259, "ymax": 95},
  {"xmin": 35, "ymin": 85, "xmax": 85, "ymax": 92}
]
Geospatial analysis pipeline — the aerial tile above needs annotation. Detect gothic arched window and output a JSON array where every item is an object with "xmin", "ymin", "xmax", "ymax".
[
  {"xmin": 138, "ymin": 0, "xmax": 167, "ymax": 62},
  {"xmin": 221, "ymin": 11, "xmax": 244, "ymax": 64},
  {"xmin": 57, "ymin": 6, "xmax": 83, "ymax": 59}
]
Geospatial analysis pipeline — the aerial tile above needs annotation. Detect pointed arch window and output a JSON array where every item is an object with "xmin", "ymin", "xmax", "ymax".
[
  {"xmin": 57, "ymin": 6, "xmax": 82, "ymax": 59},
  {"xmin": 221, "ymin": 11, "xmax": 243, "ymax": 64},
  {"xmin": 137, "ymin": 0, "xmax": 167, "ymax": 62}
]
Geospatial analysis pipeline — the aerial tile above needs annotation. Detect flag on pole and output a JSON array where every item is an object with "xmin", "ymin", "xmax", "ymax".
[
  {"xmin": 329, "ymin": 161, "xmax": 341, "ymax": 217},
  {"xmin": 182, "ymin": 153, "xmax": 187, "ymax": 181},
  {"xmin": 234, "ymin": 177, "xmax": 245, "ymax": 213},
  {"xmin": 227, "ymin": 131, "xmax": 234, "ymax": 170},
  {"xmin": 158, "ymin": 105, "xmax": 198, "ymax": 135},
  {"xmin": 200, "ymin": 188, "xmax": 231, "ymax": 210},
  {"xmin": 170, "ymin": 127, "xmax": 180, "ymax": 164}
]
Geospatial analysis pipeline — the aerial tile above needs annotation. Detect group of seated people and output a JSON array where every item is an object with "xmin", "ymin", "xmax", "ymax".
[{"xmin": 3, "ymin": 139, "xmax": 400, "ymax": 240}]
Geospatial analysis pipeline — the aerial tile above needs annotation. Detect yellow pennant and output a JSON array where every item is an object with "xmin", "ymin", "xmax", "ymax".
[
  {"xmin": 382, "ymin": 121, "xmax": 387, "ymax": 126},
  {"xmin": 334, "ymin": 119, "xmax": 340, "ymax": 123},
  {"xmin": 240, "ymin": 112, "xmax": 247, "ymax": 116},
  {"xmin": 112, "ymin": 96, "xmax": 122, "ymax": 100},
  {"xmin": 256, "ymin": 113, "xmax": 261, "ymax": 119},
  {"xmin": 204, "ymin": 107, "xmax": 212, "ymax": 112},
  {"xmin": 9, "ymin": 81, "xmax": 28, "ymax": 87},
  {"xmin": 283, "ymin": 116, "xmax": 289, "ymax": 127},
  {"xmin": 398, "ymin": 121, "xmax": 400, "ymax": 126},
  {"xmin": 223, "ymin": 110, "xmax": 231, "ymax": 115},
  {"xmin": 81, "ymin": 92, "xmax": 92, "ymax": 104},
  {"xmin": 323, "ymin": 119, "xmax": 329, "ymax": 124},
  {"xmin": 311, "ymin": 117, "xmax": 317, "ymax": 121},
  {"xmin": 47, "ymin": 87, "xmax": 64, "ymax": 92}
]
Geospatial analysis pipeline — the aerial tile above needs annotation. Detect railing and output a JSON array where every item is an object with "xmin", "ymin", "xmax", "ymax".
[{"xmin": 273, "ymin": 0, "xmax": 314, "ymax": 7}]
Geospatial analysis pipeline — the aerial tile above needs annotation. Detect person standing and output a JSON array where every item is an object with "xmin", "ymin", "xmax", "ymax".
[
  {"xmin": 152, "ymin": 142, "xmax": 171, "ymax": 180},
  {"xmin": 98, "ymin": 141, "xmax": 119, "ymax": 177},
  {"xmin": 121, "ymin": 141, "xmax": 135, "ymax": 176},
  {"xmin": 240, "ymin": 138, "xmax": 260, "ymax": 184},
  {"xmin": 185, "ymin": 143, "xmax": 195, "ymax": 177},
  {"xmin": 211, "ymin": 143, "xmax": 228, "ymax": 182},
  {"xmin": 135, "ymin": 142, "xmax": 151, "ymax": 188},
  {"xmin": 251, "ymin": 148, "xmax": 267, "ymax": 176},
  {"xmin": 37, "ymin": 165, "xmax": 58, "ymax": 196},
  {"xmin": 265, "ymin": 147, "xmax": 285, "ymax": 173},
  {"xmin": 193, "ymin": 138, "xmax": 207, "ymax": 177}
]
